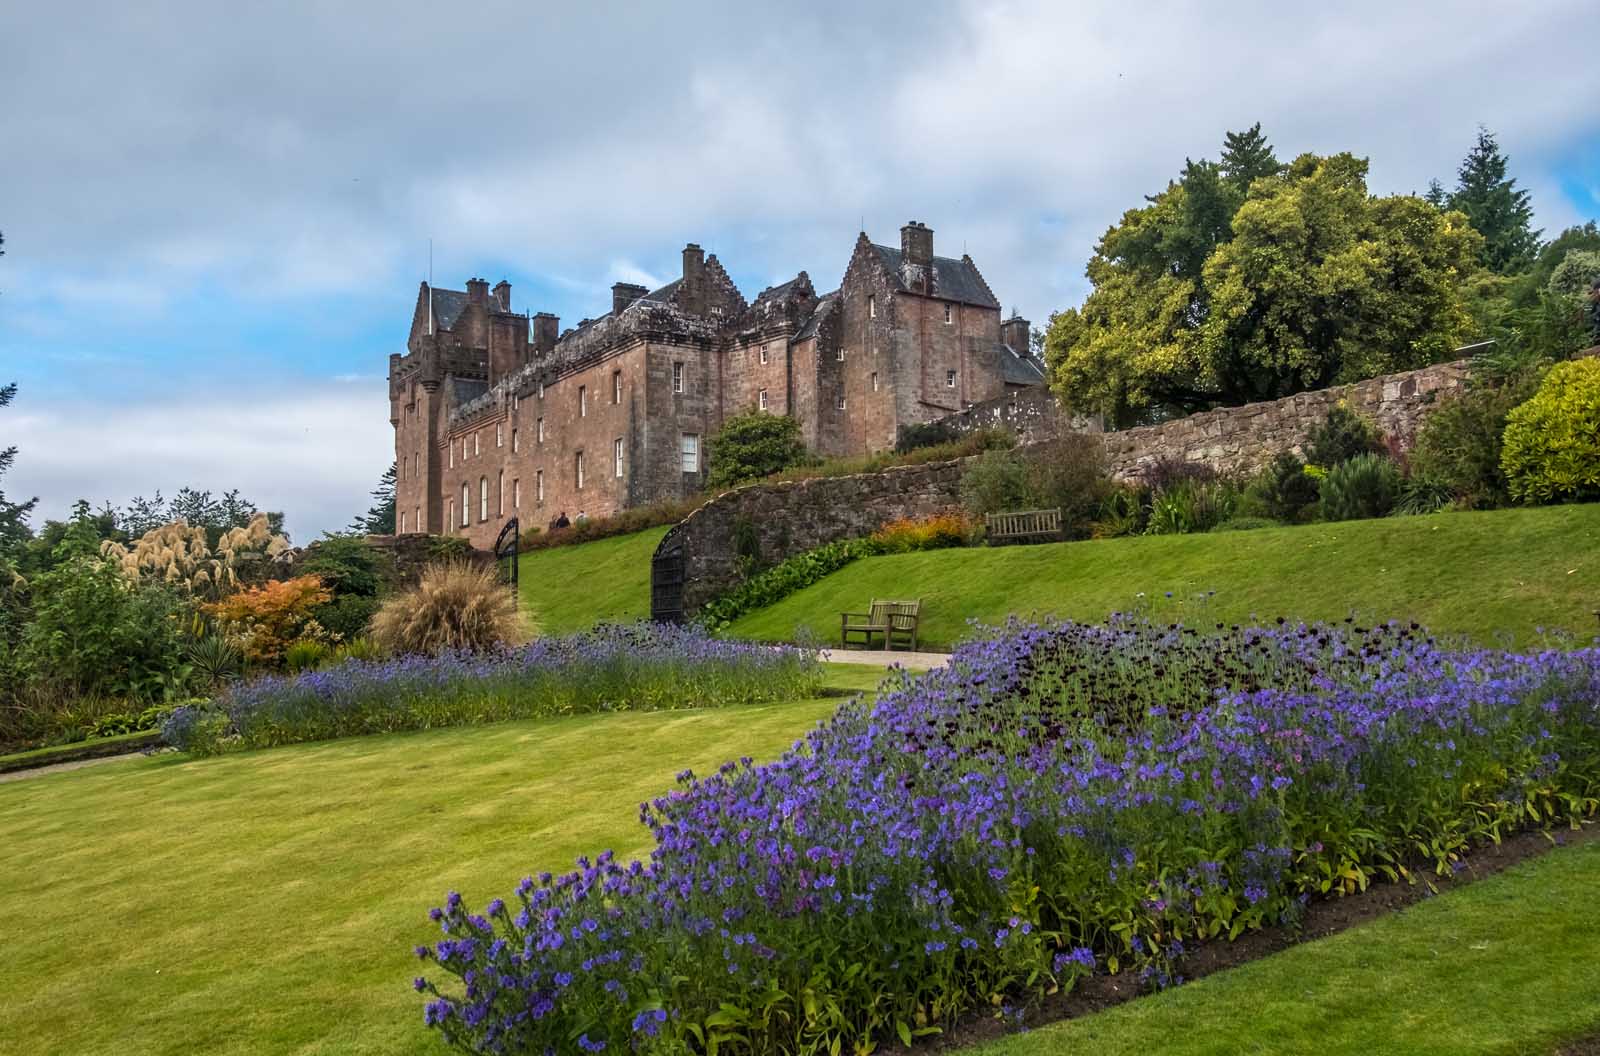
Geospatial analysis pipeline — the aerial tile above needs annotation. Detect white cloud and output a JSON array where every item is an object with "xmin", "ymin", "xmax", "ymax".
[{"xmin": 7, "ymin": 384, "xmax": 393, "ymax": 543}]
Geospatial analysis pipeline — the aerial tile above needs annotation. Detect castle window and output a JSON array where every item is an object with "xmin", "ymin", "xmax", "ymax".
[
  {"xmin": 497, "ymin": 470, "xmax": 504, "ymax": 516},
  {"xmin": 475, "ymin": 432, "xmax": 481, "ymax": 456},
  {"xmin": 946, "ymin": 369, "xmax": 957, "ymax": 388},
  {"xmin": 460, "ymin": 483, "xmax": 469, "ymax": 528},
  {"xmin": 612, "ymin": 371, "xmax": 622, "ymax": 405},
  {"xmin": 414, "ymin": 506, "xmax": 420, "ymax": 533},
  {"xmin": 536, "ymin": 470, "xmax": 544, "ymax": 503},
  {"xmin": 400, "ymin": 511, "xmax": 407, "ymax": 534},
  {"xmin": 512, "ymin": 428, "xmax": 519, "ymax": 453},
  {"xmin": 614, "ymin": 437, "xmax": 624, "ymax": 478},
  {"xmin": 759, "ymin": 344, "xmax": 768, "ymax": 365},
  {"xmin": 672, "ymin": 362, "xmax": 685, "ymax": 394},
  {"xmin": 513, "ymin": 478, "xmax": 520, "ymax": 510},
  {"xmin": 537, "ymin": 417, "xmax": 544, "ymax": 444},
  {"xmin": 836, "ymin": 348, "xmax": 846, "ymax": 362},
  {"xmin": 871, "ymin": 372, "xmax": 879, "ymax": 392},
  {"xmin": 447, "ymin": 499, "xmax": 455, "ymax": 531},
  {"xmin": 538, "ymin": 382, "xmax": 544, "ymax": 399},
  {"xmin": 449, "ymin": 443, "xmax": 454, "ymax": 469},
  {"xmin": 943, "ymin": 303, "xmax": 953, "ymax": 324},
  {"xmin": 576, "ymin": 451, "xmax": 585, "ymax": 489},
  {"xmin": 479, "ymin": 477, "xmax": 488, "ymax": 522},
  {"xmin": 462, "ymin": 438, "xmax": 468, "ymax": 461},
  {"xmin": 680, "ymin": 433, "xmax": 699, "ymax": 473},
  {"xmin": 496, "ymin": 424, "xmax": 503, "ymax": 448},
  {"xmin": 513, "ymin": 395, "xmax": 519, "ymax": 413},
  {"xmin": 758, "ymin": 388, "xmax": 768, "ymax": 410},
  {"xmin": 868, "ymin": 294, "xmax": 876, "ymax": 318},
  {"xmin": 836, "ymin": 393, "xmax": 846, "ymax": 411},
  {"xmin": 579, "ymin": 385, "xmax": 587, "ymax": 417}
]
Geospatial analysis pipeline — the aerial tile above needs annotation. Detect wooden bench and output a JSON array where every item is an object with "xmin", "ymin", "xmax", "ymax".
[
  {"xmin": 985, "ymin": 507, "xmax": 1064, "ymax": 545},
  {"xmin": 840, "ymin": 599, "xmax": 921, "ymax": 651}
]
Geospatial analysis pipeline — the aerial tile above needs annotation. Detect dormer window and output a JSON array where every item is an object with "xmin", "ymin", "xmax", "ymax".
[{"xmin": 943, "ymin": 303, "xmax": 953, "ymax": 324}]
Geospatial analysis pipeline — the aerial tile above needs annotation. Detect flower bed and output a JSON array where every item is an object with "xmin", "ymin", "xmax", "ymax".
[
  {"xmin": 413, "ymin": 618, "xmax": 1600, "ymax": 1054},
  {"xmin": 161, "ymin": 623, "xmax": 821, "ymax": 755}
]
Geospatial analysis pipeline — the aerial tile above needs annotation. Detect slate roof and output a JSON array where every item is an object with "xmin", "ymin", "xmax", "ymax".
[
  {"xmin": 429, "ymin": 288, "xmax": 471, "ymax": 330},
  {"xmin": 450, "ymin": 377, "xmax": 489, "ymax": 404},
  {"xmin": 869, "ymin": 245, "xmax": 1001, "ymax": 310},
  {"xmin": 795, "ymin": 291, "xmax": 839, "ymax": 341},
  {"xmin": 645, "ymin": 278, "xmax": 682, "ymax": 305},
  {"xmin": 998, "ymin": 343, "xmax": 1048, "ymax": 386}
]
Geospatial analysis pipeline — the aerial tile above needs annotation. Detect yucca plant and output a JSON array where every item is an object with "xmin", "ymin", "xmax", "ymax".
[
  {"xmin": 368, "ymin": 562, "xmax": 527, "ymax": 657},
  {"xmin": 186, "ymin": 634, "xmax": 243, "ymax": 686}
]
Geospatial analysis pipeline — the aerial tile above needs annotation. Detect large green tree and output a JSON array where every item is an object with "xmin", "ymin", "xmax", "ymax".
[
  {"xmin": 1438, "ymin": 128, "xmax": 1541, "ymax": 275},
  {"xmin": 0, "ymin": 382, "xmax": 38, "ymax": 557},
  {"xmin": 350, "ymin": 463, "xmax": 397, "ymax": 534},
  {"xmin": 1047, "ymin": 139, "xmax": 1482, "ymax": 423},
  {"xmin": 707, "ymin": 412, "xmax": 809, "ymax": 488}
]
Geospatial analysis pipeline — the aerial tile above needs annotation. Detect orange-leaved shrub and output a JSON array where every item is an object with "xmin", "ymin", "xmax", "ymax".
[
  {"xmin": 869, "ymin": 512, "xmax": 976, "ymax": 553},
  {"xmin": 204, "ymin": 574, "xmax": 332, "ymax": 667}
]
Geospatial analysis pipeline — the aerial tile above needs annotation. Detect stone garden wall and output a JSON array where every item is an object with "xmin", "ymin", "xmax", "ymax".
[
  {"xmin": 669, "ymin": 460, "xmax": 967, "ymax": 613},
  {"xmin": 658, "ymin": 357, "xmax": 1476, "ymax": 615},
  {"xmin": 1100, "ymin": 358, "xmax": 1472, "ymax": 481}
]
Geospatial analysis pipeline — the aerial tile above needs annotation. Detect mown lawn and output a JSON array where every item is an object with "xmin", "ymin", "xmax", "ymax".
[
  {"xmin": 977, "ymin": 836, "xmax": 1600, "ymax": 1056},
  {"xmin": 0, "ymin": 667, "xmax": 877, "ymax": 1056},
  {"xmin": 728, "ymin": 504, "xmax": 1600, "ymax": 650},
  {"xmin": 516, "ymin": 526, "xmax": 667, "ymax": 634}
]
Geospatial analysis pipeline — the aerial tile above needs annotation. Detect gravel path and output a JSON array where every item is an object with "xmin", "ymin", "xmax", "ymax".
[
  {"xmin": 0, "ymin": 753, "xmax": 141, "ymax": 784},
  {"xmin": 821, "ymin": 648, "xmax": 952, "ymax": 670}
]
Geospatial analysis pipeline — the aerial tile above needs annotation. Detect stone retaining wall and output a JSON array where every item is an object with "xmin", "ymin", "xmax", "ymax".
[{"xmin": 928, "ymin": 385, "xmax": 1102, "ymax": 446}]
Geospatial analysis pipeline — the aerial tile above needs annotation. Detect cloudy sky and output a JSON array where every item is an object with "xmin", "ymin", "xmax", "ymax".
[{"xmin": 3, "ymin": 0, "xmax": 1597, "ymax": 539}]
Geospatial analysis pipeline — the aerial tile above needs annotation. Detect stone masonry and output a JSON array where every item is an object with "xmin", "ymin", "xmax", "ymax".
[{"xmin": 387, "ymin": 222, "xmax": 1047, "ymax": 549}]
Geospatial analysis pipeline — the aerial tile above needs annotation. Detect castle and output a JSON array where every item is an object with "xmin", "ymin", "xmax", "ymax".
[{"xmin": 388, "ymin": 221, "xmax": 1045, "ymax": 547}]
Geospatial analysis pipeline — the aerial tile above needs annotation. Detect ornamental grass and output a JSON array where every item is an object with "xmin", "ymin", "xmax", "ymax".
[
  {"xmin": 161, "ymin": 623, "xmax": 821, "ymax": 755},
  {"xmin": 414, "ymin": 617, "xmax": 1600, "ymax": 1055}
]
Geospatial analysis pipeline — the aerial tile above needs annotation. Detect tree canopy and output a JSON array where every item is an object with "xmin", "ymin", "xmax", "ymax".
[
  {"xmin": 350, "ymin": 463, "xmax": 397, "ymax": 534},
  {"xmin": 707, "ymin": 412, "xmax": 809, "ymax": 488},
  {"xmin": 1046, "ymin": 132, "xmax": 1481, "ymax": 423},
  {"xmin": 1435, "ymin": 128, "xmax": 1541, "ymax": 275},
  {"xmin": 0, "ymin": 383, "xmax": 38, "ymax": 557}
]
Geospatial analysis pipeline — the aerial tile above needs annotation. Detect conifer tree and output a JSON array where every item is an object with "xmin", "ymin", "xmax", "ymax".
[
  {"xmin": 1443, "ymin": 128, "xmax": 1541, "ymax": 274},
  {"xmin": 0, "ymin": 381, "xmax": 38, "ymax": 556},
  {"xmin": 1219, "ymin": 122, "xmax": 1282, "ymax": 191},
  {"xmin": 351, "ymin": 463, "xmax": 397, "ymax": 534}
]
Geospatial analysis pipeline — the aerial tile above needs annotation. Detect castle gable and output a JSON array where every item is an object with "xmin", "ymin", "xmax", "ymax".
[{"xmin": 868, "ymin": 244, "xmax": 1001, "ymax": 310}]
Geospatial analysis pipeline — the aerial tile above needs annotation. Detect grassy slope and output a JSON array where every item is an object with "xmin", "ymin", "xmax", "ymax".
[
  {"xmin": 977, "ymin": 838, "xmax": 1600, "ymax": 1056},
  {"xmin": 728, "ymin": 504, "xmax": 1600, "ymax": 650},
  {"xmin": 516, "ymin": 526, "xmax": 667, "ymax": 635},
  {"xmin": 0, "ymin": 690, "xmax": 857, "ymax": 1056}
]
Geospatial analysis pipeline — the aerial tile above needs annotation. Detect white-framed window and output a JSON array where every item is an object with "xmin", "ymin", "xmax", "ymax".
[
  {"xmin": 460, "ymin": 483, "xmax": 469, "ymax": 528},
  {"xmin": 871, "ymin": 372, "xmax": 879, "ymax": 392},
  {"xmin": 946, "ymin": 369, "xmax": 957, "ymax": 388},
  {"xmin": 513, "ymin": 478, "xmax": 520, "ymax": 510},
  {"xmin": 497, "ymin": 470, "xmax": 504, "ymax": 516},
  {"xmin": 479, "ymin": 477, "xmax": 488, "ymax": 522},
  {"xmin": 462, "ymin": 438, "xmax": 468, "ymax": 461},
  {"xmin": 759, "ymin": 344, "xmax": 768, "ymax": 365},
  {"xmin": 449, "ymin": 443, "xmax": 455, "ymax": 469},
  {"xmin": 579, "ymin": 385, "xmax": 587, "ymax": 417},
  {"xmin": 758, "ymin": 388, "xmax": 768, "ymax": 410},
  {"xmin": 538, "ymin": 381, "xmax": 545, "ymax": 399},
  {"xmin": 447, "ymin": 499, "xmax": 455, "ymax": 531},
  {"xmin": 513, "ymin": 395, "xmax": 519, "ymax": 412},
  {"xmin": 474, "ymin": 432, "xmax": 481, "ymax": 456},
  {"xmin": 400, "ymin": 511, "xmax": 407, "ymax": 534},
  {"xmin": 613, "ymin": 437, "xmax": 624, "ymax": 478},
  {"xmin": 943, "ymin": 303, "xmax": 953, "ymax": 324},
  {"xmin": 672, "ymin": 362, "xmax": 685, "ymax": 394},
  {"xmin": 680, "ymin": 433, "xmax": 699, "ymax": 473},
  {"xmin": 512, "ymin": 428, "xmax": 519, "ymax": 453},
  {"xmin": 836, "ymin": 347, "xmax": 846, "ymax": 362},
  {"xmin": 868, "ymin": 294, "xmax": 876, "ymax": 318},
  {"xmin": 496, "ymin": 424, "xmax": 503, "ymax": 448},
  {"xmin": 836, "ymin": 393, "xmax": 846, "ymax": 410},
  {"xmin": 537, "ymin": 417, "xmax": 545, "ymax": 443},
  {"xmin": 575, "ymin": 451, "xmax": 585, "ymax": 489},
  {"xmin": 536, "ymin": 469, "xmax": 544, "ymax": 503},
  {"xmin": 612, "ymin": 370, "xmax": 622, "ymax": 405}
]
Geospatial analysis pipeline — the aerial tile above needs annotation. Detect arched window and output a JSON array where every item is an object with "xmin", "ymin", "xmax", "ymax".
[{"xmin": 479, "ymin": 477, "xmax": 488, "ymax": 522}]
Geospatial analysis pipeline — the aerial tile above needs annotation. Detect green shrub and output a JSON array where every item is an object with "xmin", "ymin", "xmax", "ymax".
[
  {"xmin": 959, "ymin": 434, "xmax": 1112, "ymax": 539},
  {"xmin": 1395, "ymin": 473, "xmax": 1456, "ymax": 516},
  {"xmin": 332, "ymin": 636, "xmax": 384, "ymax": 663},
  {"xmin": 185, "ymin": 634, "xmax": 242, "ymax": 687},
  {"xmin": 1146, "ymin": 478, "xmax": 1238, "ymax": 535},
  {"xmin": 894, "ymin": 420, "xmax": 962, "ymax": 453},
  {"xmin": 1502, "ymin": 357, "xmax": 1600, "ymax": 505},
  {"xmin": 958, "ymin": 448, "xmax": 1031, "ymax": 517},
  {"xmin": 698, "ymin": 539, "xmax": 874, "ymax": 632},
  {"xmin": 520, "ymin": 497, "xmax": 701, "ymax": 553},
  {"xmin": 297, "ymin": 535, "xmax": 387, "ymax": 598},
  {"xmin": 1093, "ymin": 485, "xmax": 1149, "ymax": 538},
  {"xmin": 1305, "ymin": 403, "xmax": 1383, "ymax": 468},
  {"xmin": 368, "ymin": 562, "xmax": 526, "ymax": 656},
  {"xmin": 1408, "ymin": 370, "xmax": 1542, "ymax": 508},
  {"xmin": 1255, "ymin": 452, "xmax": 1322, "ymax": 522},
  {"xmin": 1319, "ymin": 453, "xmax": 1402, "ymax": 521},
  {"xmin": 768, "ymin": 429, "xmax": 1013, "ymax": 485},
  {"xmin": 312, "ymin": 593, "xmax": 380, "ymax": 641},
  {"xmin": 707, "ymin": 411, "xmax": 811, "ymax": 488},
  {"xmin": 284, "ymin": 639, "xmax": 333, "ymax": 673}
]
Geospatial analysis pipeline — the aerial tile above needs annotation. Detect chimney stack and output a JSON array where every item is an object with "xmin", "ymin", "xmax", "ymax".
[
  {"xmin": 466, "ymin": 277, "xmax": 489, "ymax": 304},
  {"xmin": 531, "ymin": 312, "xmax": 560, "ymax": 355},
  {"xmin": 611, "ymin": 282, "xmax": 648, "ymax": 316},
  {"xmin": 492, "ymin": 280, "xmax": 512, "ymax": 311},
  {"xmin": 1001, "ymin": 315, "xmax": 1031, "ymax": 353},
  {"xmin": 900, "ymin": 221, "xmax": 933, "ymax": 270},
  {"xmin": 681, "ymin": 243, "xmax": 706, "ymax": 315}
]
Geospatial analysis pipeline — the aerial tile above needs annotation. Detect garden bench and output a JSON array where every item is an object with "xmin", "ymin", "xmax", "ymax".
[
  {"xmin": 985, "ymin": 507, "xmax": 1064, "ymax": 545},
  {"xmin": 840, "ymin": 599, "xmax": 921, "ymax": 651}
]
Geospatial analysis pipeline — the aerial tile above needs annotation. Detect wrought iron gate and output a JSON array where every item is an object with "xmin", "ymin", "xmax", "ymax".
[
  {"xmin": 650, "ymin": 523, "xmax": 686, "ymax": 623},
  {"xmin": 493, "ymin": 517, "xmax": 520, "ymax": 607}
]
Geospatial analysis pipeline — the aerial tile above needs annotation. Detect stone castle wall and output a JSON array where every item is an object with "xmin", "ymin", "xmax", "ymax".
[{"xmin": 931, "ymin": 385, "xmax": 1102, "ymax": 447}]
